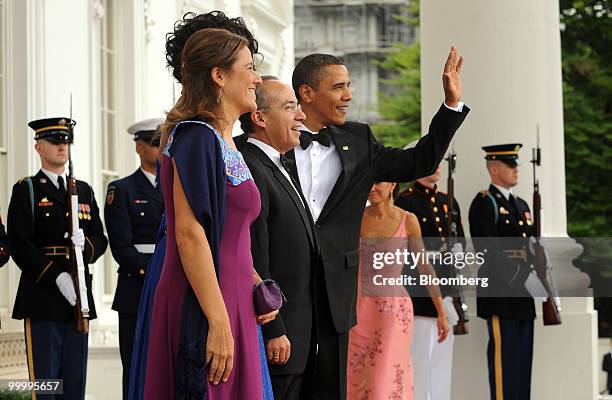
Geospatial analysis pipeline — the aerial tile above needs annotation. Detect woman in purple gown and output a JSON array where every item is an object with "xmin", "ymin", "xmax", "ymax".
[{"xmin": 144, "ymin": 28, "xmax": 276, "ymax": 399}]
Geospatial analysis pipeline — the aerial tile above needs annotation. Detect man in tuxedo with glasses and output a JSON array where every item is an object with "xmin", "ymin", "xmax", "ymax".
[{"xmin": 239, "ymin": 76, "xmax": 320, "ymax": 400}]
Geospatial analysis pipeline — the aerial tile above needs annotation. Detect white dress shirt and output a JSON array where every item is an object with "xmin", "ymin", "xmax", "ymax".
[
  {"xmin": 141, "ymin": 167, "xmax": 157, "ymax": 187},
  {"xmin": 41, "ymin": 168, "xmax": 68, "ymax": 190},
  {"xmin": 294, "ymin": 102, "xmax": 464, "ymax": 222},
  {"xmin": 492, "ymin": 183, "xmax": 512, "ymax": 201},
  {"xmin": 294, "ymin": 126, "xmax": 342, "ymax": 222},
  {"xmin": 247, "ymin": 138, "xmax": 304, "ymax": 208}
]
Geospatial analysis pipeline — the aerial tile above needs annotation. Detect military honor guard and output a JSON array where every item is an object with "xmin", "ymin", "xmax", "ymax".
[
  {"xmin": 468, "ymin": 144, "xmax": 547, "ymax": 400},
  {"xmin": 396, "ymin": 165, "xmax": 466, "ymax": 400},
  {"xmin": 7, "ymin": 117, "xmax": 108, "ymax": 399},
  {"xmin": 0, "ymin": 216, "xmax": 9, "ymax": 268},
  {"xmin": 104, "ymin": 118, "xmax": 163, "ymax": 399}
]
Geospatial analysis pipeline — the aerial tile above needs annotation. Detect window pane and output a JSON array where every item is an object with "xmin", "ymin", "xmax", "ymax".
[
  {"xmin": 106, "ymin": 112, "xmax": 115, "ymax": 170},
  {"xmin": 106, "ymin": 52, "xmax": 114, "ymax": 110},
  {"xmin": 105, "ymin": 0, "xmax": 113, "ymax": 48}
]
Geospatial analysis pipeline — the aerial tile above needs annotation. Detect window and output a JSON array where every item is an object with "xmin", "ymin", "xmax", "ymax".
[{"xmin": 97, "ymin": 0, "xmax": 119, "ymax": 296}]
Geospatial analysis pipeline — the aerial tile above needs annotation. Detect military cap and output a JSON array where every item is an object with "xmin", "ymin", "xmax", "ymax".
[
  {"xmin": 482, "ymin": 143, "xmax": 522, "ymax": 167},
  {"xmin": 127, "ymin": 118, "xmax": 164, "ymax": 146},
  {"xmin": 28, "ymin": 117, "xmax": 74, "ymax": 144}
]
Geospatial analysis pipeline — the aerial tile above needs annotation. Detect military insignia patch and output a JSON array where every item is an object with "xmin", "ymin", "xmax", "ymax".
[
  {"xmin": 106, "ymin": 188, "xmax": 115, "ymax": 205},
  {"xmin": 38, "ymin": 197, "xmax": 53, "ymax": 207}
]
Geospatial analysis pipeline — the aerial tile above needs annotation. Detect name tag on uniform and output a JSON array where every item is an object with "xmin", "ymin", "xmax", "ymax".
[
  {"xmin": 499, "ymin": 206, "xmax": 510, "ymax": 214},
  {"xmin": 134, "ymin": 199, "xmax": 149, "ymax": 204}
]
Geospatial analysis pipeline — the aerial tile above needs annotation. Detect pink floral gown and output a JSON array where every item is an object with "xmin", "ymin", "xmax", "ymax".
[{"xmin": 348, "ymin": 212, "xmax": 414, "ymax": 400}]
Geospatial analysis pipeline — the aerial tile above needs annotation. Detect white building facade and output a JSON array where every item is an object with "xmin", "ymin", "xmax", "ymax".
[{"xmin": 0, "ymin": 1, "xmax": 294, "ymax": 398}]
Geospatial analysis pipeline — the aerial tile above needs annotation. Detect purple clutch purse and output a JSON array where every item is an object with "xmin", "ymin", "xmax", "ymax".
[{"xmin": 253, "ymin": 279, "xmax": 286, "ymax": 315}]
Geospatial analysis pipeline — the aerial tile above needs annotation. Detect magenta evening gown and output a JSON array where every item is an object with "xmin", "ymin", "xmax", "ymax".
[{"xmin": 143, "ymin": 120, "xmax": 265, "ymax": 399}]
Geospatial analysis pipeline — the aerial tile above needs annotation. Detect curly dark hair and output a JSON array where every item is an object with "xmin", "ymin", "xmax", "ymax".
[{"xmin": 166, "ymin": 11, "xmax": 259, "ymax": 83}]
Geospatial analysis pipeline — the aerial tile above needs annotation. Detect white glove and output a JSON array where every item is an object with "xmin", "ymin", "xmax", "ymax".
[
  {"xmin": 451, "ymin": 242, "xmax": 463, "ymax": 255},
  {"xmin": 524, "ymin": 270, "xmax": 547, "ymax": 302},
  {"xmin": 55, "ymin": 272, "xmax": 77, "ymax": 306},
  {"xmin": 71, "ymin": 228, "xmax": 85, "ymax": 249},
  {"xmin": 443, "ymin": 296, "xmax": 460, "ymax": 326}
]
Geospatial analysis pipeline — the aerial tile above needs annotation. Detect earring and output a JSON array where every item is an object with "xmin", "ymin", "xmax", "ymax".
[{"xmin": 217, "ymin": 88, "xmax": 223, "ymax": 104}]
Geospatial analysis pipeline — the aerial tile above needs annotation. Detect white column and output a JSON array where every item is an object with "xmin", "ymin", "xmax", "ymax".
[{"xmin": 420, "ymin": 1, "xmax": 597, "ymax": 399}]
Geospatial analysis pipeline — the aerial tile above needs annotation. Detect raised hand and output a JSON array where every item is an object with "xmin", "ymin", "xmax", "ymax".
[{"xmin": 442, "ymin": 46, "xmax": 464, "ymax": 108}]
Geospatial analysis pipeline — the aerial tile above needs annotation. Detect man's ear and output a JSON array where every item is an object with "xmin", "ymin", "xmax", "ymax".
[
  {"xmin": 210, "ymin": 66, "xmax": 225, "ymax": 88},
  {"xmin": 135, "ymin": 142, "xmax": 145, "ymax": 157},
  {"xmin": 252, "ymin": 110, "xmax": 266, "ymax": 129},
  {"xmin": 299, "ymin": 84, "xmax": 314, "ymax": 104},
  {"xmin": 34, "ymin": 142, "xmax": 43, "ymax": 156}
]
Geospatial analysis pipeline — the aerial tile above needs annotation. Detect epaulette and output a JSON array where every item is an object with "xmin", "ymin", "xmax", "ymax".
[
  {"xmin": 479, "ymin": 190, "xmax": 489, "ymax": 197},
  {"xmin": 17, "ymin": 176, "xmax": 32, "ymax": 184}
]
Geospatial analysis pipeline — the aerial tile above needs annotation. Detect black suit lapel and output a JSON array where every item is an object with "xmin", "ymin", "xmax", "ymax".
[
  {"xmin": 245, "ymin": 143, "xmax": 315, "ymax": 250},
  {"xmin": 317, "ymin": 125, "xmax": 356, "ymax": 223},
  {"xmin": 35, "ymin": 170, "xmax": 67, "ymax": 207}
]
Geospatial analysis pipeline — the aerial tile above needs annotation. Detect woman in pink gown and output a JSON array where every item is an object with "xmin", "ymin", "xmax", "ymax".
[{"xmin": 348, "ymin": 182, "xmax": 448, "ymax": 399}]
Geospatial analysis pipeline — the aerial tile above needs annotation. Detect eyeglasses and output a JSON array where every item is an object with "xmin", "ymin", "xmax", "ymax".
[{"xmin": 259, "ymin": 103, "xmax": 301, "ymax": 113}]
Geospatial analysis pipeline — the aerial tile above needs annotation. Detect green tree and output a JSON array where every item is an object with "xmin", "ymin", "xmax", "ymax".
[
  {"xmin": 561, "ymin": 0, "xmax": 612, "ymax": 237},
  {"xmin": 372, "ymin": 1, "xmax": 421, "ymax": 149},
  {"xmin": 372, "ymin": 42, "xmax": 421, "ymax": 148}
]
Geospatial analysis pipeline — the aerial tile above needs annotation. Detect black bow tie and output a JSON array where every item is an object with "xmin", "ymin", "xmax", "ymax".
[{"xmin": 299, "ymin": 129, "xmax": 331, "ymax": 150}]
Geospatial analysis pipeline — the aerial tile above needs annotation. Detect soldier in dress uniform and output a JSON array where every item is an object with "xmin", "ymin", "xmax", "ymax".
[
  {"xmin": 468, "ymin": 143, "xmax": 547, "ymax": 400},
  {"xmin": 104, "ymin": 118, "xmax": 163, "ymax": 399},
  {"xmin": 0, "ymin": 216, "xmax": 9, "ymax": 268},
  {"xmin": 7, "ymin": 117, "xmax": 108, "ymax": 399},
  {"xmin": 395, "ymin": 164, "xmax": 466, "ymax": 400}
]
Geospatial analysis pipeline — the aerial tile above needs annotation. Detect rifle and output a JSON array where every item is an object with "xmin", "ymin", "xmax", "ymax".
[
  {"xmin": 445, "ymin": 146, "xmax": 469, "ymax": 335},
  {"xmin": 531, "ymin": 126, "xmax": 561, "ymax": 326},
  {"xmin": 66, "ymin": 95, "xmax": 90, "ymax": 332}
]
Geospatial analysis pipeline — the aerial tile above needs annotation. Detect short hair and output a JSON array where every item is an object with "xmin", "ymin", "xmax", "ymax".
[
  {"xmin": 166, "ymin": 11, "xmax": 259, "ymax": 83},
  {"xmin": 239, "ymin": 76, "xmax": 280, "ymax": 135},
  {"xmin": 292, "ymin": 53, "xmax": 345, "ymax": 102}
]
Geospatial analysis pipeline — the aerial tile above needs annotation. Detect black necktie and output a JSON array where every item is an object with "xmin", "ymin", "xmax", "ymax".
[
  {"xmin": 280, "ymin": 154, "xmax": 295, "ymax": 175},
  {"xmin": 57, "ymin": 176, "xmax": 67, "ymax": 197},
  {"xmin": 508, "ymin": 194, "xmax": 520, "ymax": 214},
  {"xmin": 299, "ymin": 129, "xmax": 331, "ymax": 150}
]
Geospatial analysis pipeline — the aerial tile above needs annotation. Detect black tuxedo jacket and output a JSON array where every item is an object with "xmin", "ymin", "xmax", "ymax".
[
  {"xmin": 105, "ymin": 168, "xmax": 163, "ymax": 314},
  {"xmin": 285, "ymin": 103, "xmax": 469, "ymax": 333},
  {"xmin": 242, "ymin": 142, "xmax": 319, "ymax": 375}
]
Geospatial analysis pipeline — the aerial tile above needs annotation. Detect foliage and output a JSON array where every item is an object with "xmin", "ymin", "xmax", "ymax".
[
  {"xmin": 372, "ymin": 42, "xmax": 422, "ymax": 148},
  {"xmin": 371, "ymin": 1, "xmax": 421, "ymax": 149},
  {"xmin": 560, "ymin": 0, "xmax": 612, "ymax": 237}
]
